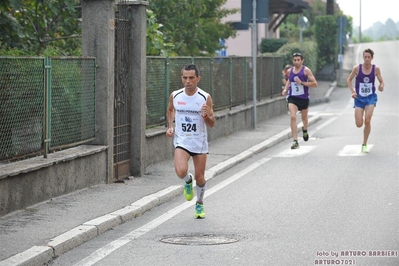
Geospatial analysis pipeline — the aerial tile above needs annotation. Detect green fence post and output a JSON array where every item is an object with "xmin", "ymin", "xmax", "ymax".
[
  {"xmin": 244, "ymin": 58, "xmax": 248, "ymax": 105},
  {"xmin": 260, "ymin": 57, "xmax": 263, "ymax": 99},
  {"xmin": 43, "ymin": 57, "xmax": 52, "ymax": 158},
  {"xmin": 272, "ymin": 56, "xmax": 275, "ymax": 97},
  {"xmin": 165, "ymin": 57, "xmax": 170, "ymax": 128},
  {"xmin": 210, "ymin": 58, "xmax": 214, "ymax": 98},
  {"xmin": 229, "ymin": 57, "xmax": 233, "ymax": 110}
]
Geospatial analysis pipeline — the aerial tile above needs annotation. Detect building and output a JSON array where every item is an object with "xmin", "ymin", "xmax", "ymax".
[{"xmin": 223, "ymin": 0, "xmax": 310, "ymax": 56}]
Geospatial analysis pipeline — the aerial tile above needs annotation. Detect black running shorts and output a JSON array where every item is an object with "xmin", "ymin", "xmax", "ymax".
[{"xmin": 287, "ymin": 96, "xmax": 309, "ymax": 111}]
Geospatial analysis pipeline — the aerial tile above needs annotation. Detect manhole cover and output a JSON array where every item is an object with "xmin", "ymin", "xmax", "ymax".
[{"xmin": 160, "ymin": 234, "xmax": 239, "ymax": 246}]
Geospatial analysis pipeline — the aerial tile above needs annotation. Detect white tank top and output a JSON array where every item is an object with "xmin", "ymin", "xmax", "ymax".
[{"xmin": 173, "ymin": 87, "xmax": 209, "ymax": 154}]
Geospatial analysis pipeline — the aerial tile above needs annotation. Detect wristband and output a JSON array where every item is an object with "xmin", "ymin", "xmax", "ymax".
[{"xmin": 202, "ymin": 114, "xmax": 208, "ymax": 119}]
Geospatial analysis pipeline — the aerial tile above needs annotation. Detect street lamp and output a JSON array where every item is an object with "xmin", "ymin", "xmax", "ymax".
[{"xmin": 298, "ymin": 16, "xmax": 309, "ymax": 43}]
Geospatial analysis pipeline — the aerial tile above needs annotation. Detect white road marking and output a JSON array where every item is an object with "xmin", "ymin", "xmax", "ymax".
[
  {"xmin": 273, "ymin": 146, "xmax": 316, "ymax": 157},
  {"xmin": 337, "ymin": 145, "xmax": 374, "ymax": 156},
  {"xmin": 74, "ymin": 157, "xmax": 271, "ymax": 266}
]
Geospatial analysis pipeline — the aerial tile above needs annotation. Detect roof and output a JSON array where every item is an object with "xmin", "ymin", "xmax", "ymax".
[
  {"xmin": 270, "ymin": 0, "xmax": 310, "ymax": 14},
  {"xmin": 269, "ymin": 0, "xmax": 310, "ymax": 32},
  {"xmin": 230, "ymin": 0, "xmax": 311, "ymax": 32}
]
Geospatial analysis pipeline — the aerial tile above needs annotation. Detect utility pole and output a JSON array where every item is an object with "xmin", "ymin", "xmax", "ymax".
[
  {"xmin": 251, "ymin": 0, "xmax": 257, "ymax": 128},
  {"xmin": 241, "ymin": 0, "xmax": 269, "ymax": 129},
  {"xmin": 359, "ymin": 0, "xmax": 362, "ymax": 42}
]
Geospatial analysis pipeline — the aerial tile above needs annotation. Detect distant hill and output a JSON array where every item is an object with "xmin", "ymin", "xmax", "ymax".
[{"xmin": 362, "ymin": 18, "xmax": 399, "ymax": 40}]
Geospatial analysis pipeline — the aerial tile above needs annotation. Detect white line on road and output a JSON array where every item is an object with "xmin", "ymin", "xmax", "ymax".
[
  {"xmin": 74, "ymin": 157, "xmax": 272, "ymax": 266},
  {"xmin": 337, "ymin": 145, "xmax": 374, "ymax": 156},
  {"xmin": 273, "ymin": 146, "xmax": 316, "ymax": 157}
]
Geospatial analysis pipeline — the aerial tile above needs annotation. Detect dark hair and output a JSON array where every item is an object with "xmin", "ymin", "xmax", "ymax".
[
  {"xmin": 181, "ymin": 63, "xmax": 200, "ymax": 77},
  {"xmin": 292, "ymin": 52, "xmax": 303, "ymax": 59},
  {"xmin": 363, "ymin": 48, "xmax": 374, "ymax": 58}
]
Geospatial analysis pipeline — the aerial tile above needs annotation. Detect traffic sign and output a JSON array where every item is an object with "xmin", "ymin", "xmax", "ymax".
[{"xmin": 241, "ymin": 0, "xmax": 269, "ymax": 24}]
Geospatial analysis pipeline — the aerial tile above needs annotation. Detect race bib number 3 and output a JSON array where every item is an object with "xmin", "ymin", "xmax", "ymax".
[{"xmin": 291, "ymin": 83, "xmax": 304, "ymax": 96}]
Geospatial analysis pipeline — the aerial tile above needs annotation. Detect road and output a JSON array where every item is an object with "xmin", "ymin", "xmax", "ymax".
[{"xmin": 49, "ymin": 41, "xmax": 399, "ymax": 266}]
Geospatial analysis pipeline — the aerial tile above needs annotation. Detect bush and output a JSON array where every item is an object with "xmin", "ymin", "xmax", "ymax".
[
  {"xmin": 276, "ymin": 41, "xmax": 318, "ymax": 73},
  {"xmin": 260, "ymin": 38, "xmax": 288, "ymax": 53},
  {"xmin": 314, "ymin": 15, "xmax": 338, "ymax": 70}
]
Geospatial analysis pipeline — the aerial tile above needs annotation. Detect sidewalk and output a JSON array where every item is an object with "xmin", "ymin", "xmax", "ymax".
[{"xmin": 0, "ymin": 81, "xmax": 336, "ymax": 266}]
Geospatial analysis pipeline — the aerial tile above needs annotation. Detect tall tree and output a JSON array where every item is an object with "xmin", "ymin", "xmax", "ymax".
[
  {"xmin": 0, "ymin": 0, "xmax": 81, "ymax": 55},
  {"xmin": 149, "ymin": 0, "xmax": 238, "ymax": 56}
]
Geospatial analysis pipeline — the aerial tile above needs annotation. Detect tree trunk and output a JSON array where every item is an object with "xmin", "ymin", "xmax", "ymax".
[{"xmin": 326, "ymin": 0, "xmax": 334, "ymax": 15}]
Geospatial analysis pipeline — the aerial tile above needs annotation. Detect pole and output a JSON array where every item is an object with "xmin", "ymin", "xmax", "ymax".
[
  {"xmin": 359, "ymin": 0, "xmax": 362, "ymax": 42},
  {"xmin": 252, "ymin": 0, "xmax": 257, "ymax": 128},
  {"xmin": 338, "ymin": 16, "xmax": 343, "ymax": 86},
  {"xmin": 300, "ymin": 28, "xmax": 303, "ymax": 43}
]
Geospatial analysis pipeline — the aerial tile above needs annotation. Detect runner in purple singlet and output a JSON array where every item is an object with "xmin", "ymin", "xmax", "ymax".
[
  {"xmin": 347, "ymin": 48, "xmax": 385, "ymax": 153},
  {"xmin": 282, "ymin": 52, "xmax": 318, "ymax": 149}
]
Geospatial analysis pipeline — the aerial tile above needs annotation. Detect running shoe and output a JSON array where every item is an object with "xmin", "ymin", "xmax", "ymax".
[
  {"xmin": 195, "ymin": 202, "xmax": 205, "ymax": 219},
  {"xmin": 291, "ymin": 140, "xmax": 299, "ymax": 149},
  {"xmin": 183, "ymin": 174, "xmax": 194, "ymax": 201},
  {"xmin": 303, "ymin": 129, "xmax": 309, "ymax": 141},
  {"xmin": 361, "ymin": 144, "xmax": 369, "ymax": 153}
]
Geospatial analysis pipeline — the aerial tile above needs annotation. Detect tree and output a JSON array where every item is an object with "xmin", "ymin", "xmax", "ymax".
[
  {"xmin": 146, "ymin": 9, "xmax": 175, "ymax": 56},
  {"xmin": 149, "ymin": 0, "xmax": 238, "ymax": 56},
  {"xmin": 0, "ymin": 0, "xmax": 81, "ymax": 55},
  {"xmin": 326, "ymin": 0, "xmax": 334, "ymax": 15},
  {"xmin": 315, "ymin": 15, "xmax": 338, "ymax": 68}
]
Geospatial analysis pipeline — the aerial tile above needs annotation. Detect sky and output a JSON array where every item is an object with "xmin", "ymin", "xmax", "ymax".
[{"xmin": 335, "ymin": 0, "xmax": 399, "ymax": 29}]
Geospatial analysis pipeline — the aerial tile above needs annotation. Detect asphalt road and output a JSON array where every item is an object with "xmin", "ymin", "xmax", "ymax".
[{"xmin": 48, "ymin": 42, "xmax": 399, "ymax": 266}]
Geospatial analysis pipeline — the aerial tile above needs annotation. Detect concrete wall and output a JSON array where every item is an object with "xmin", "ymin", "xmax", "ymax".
[
  {"xmin": 82, "ymin": 0, "xmax": 115, "ymax": 183},
  {"xmin": 0, "ymin": 0, "xmax": 117, "ymax": 216},
  {"xmin": 128, "ymin": 1, "xmax": 148, "ymax": 177},
  {"xmin": 0, "ymin": 146, "xmax": 107, "ymax": 216}
]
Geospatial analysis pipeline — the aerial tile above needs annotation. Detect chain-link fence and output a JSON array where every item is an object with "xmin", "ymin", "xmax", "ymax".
[
  {"xmin": 146, "ymin": 55, "xmax": 283, "ymax": 128},
  {"xmin": 1, "ymin": 55, "xmax": 281, "ymax": 162},
  {"xmin": 0, "ymin": 57, "xmax": 96, "ymax": 162}
]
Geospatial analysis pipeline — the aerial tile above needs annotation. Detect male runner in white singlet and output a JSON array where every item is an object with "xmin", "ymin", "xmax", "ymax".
[{"xmin": 166, "ymin": 63, "xmax": 216, "ymax": 218}]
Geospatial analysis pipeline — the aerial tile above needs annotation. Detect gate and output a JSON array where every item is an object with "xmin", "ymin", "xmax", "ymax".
[{"xmin": 113, "ymin": 0, "xmax": 131, "ymax": 180}]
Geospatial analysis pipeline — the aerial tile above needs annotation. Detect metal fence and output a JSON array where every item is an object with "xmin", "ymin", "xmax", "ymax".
[
  {"xmin": 0, "ymin": 57, "xmax": 96, "ymax": 162},
  {"xmin": 0, "ymin": 55, "xmax": 282, "ymax": 162},
  {"xmin": 146, "ymin": 55, "xmax": 283, "ymax": 127}
]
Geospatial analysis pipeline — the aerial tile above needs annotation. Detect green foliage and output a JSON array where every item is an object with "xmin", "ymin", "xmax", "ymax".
[
  {"xmin": 260, "ymin": 38, "xmax": 288, "ymax": 53},
  {"xmin": 149, "ymin": 0, "xmax": 238, "ymax": 56},
  {"xmin": 0, "ymin": 46, "xmax": 36, "ymax": 56},
  {"xmin": 314, "ymin": 15, "xmax": 337, "ymax": 70},
  {"xmin": 279, "ymin": 23, "xmax": 299, "ymax": 42},
  {"xmin": 276, "ymin": 41, "xmax": 318, "ymax": 73},
  {"xmin": 146, "ymin": 10, "xmax": 175, "ymax": 56},
  {"xmin": 0, "ymin": 0, "xmax": 81, "ymax": 56}
]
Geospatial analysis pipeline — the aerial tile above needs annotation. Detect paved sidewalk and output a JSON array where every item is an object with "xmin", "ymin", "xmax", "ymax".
[{"xmin": 0, "ymin": 81, "xmax": 335, "ymax": 266}]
